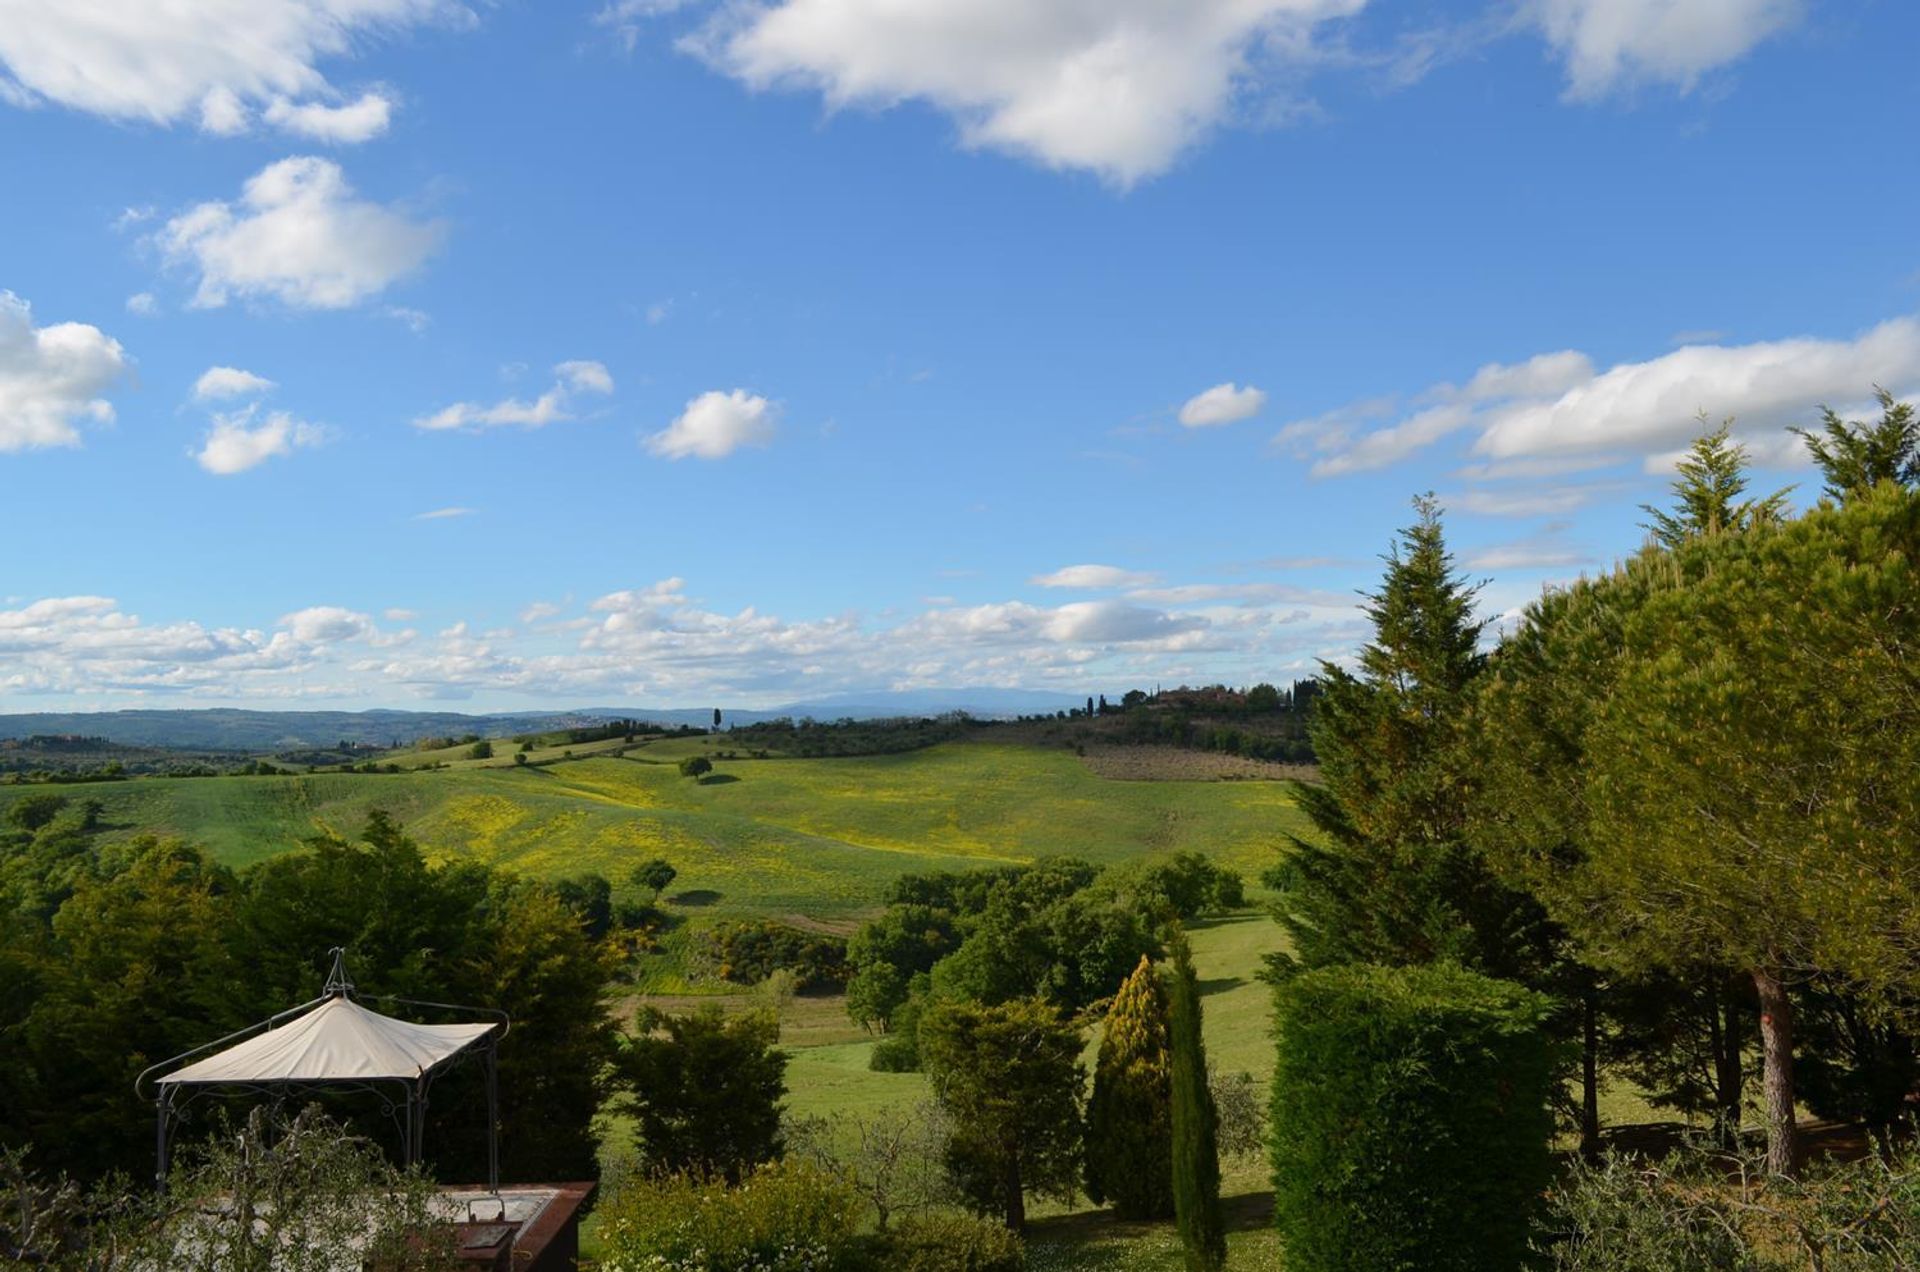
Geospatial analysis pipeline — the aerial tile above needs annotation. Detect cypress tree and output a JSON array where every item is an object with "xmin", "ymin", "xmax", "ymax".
[
  {"xmin": 1639, "ymin": 419, "xmax": 1789, "ymax": 548},
  {"xmin": 1084, "ymin": 954, "xmax": 1173, "ymax": 1219},
  {"xmin": 1168, "ymin": 931, "xmax": 1226, "ymax": 1271}
]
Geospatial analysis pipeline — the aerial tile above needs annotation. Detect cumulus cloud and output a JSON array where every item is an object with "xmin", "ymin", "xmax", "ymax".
[
  {"xmin": 1179, "ymin": 381, "xmax": 1268, "ymax": 427},
  {"xmin": 0, "ymin": 566, "xmax": 1371, "ymax": 704},
  {"xmin": 415, "ymin": 359, "xmax": 614, "ymax": 432},
  {"xmin": 192, "ymin": 405, "xmax": 325, "ymax": 474},
  {"xmin": 262, "ymin": 91, "xmax": 394, "ymax": 143},
  {"xmin": 0, "ymin": 291, "xmax": 128, "ymax": 452},
  {"xmin": 159, "ymin": 157, "xmax": 443, "ymax": 309},
  {"xmin": 646, "ymin": 388, "xmax": 778, "ymax": 459},
  {"xmin": 0, "ymin": 0, "xmax": 453, "ymax": 140},
  {"xmin": 193, "ymin": 365, "xmax": 276, "ymax": 401},
  {"xmin": 688, "ymin": 0, "xmax": 1363, "ymax": 185},
  {"xmin": 1276, "ymin": 318, "xmax": 1920, "ymax": 478},
  {"xmin": 1525, "ymin": 0, "xmax": 1801, "ymax": 99},
  {"xmin": 125, "ymin": 292, "xmax": 158, "ymax": 317},
  {"xmin": 1031, "ymin": 564, "xmax": 1158, "ymax": 589}
]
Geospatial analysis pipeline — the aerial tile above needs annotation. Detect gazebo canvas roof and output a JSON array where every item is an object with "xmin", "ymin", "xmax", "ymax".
[{"xmin": 159, "ymin": 995, "xmax": 497, "ymax": 1087}]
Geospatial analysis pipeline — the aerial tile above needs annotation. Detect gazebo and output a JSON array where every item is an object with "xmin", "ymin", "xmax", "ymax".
[{"xmin": 135, "ymin": 949, "xmax": 509, "ymax": 1192}]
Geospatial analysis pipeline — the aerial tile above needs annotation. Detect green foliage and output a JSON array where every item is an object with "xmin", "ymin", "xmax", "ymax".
[
  {"xmin": 1474, "ymin": 484, "xmax": 1920, "ymax": 1171},
  {"xmin": 1270, "ymin": 962, "xmax": 1556, "ymax": 1272},
  {"xmin": 1091, "ymin": 852, "xmax": 1243, "ymax": 924},
  {"xmin": 1640, "ymin": 420, "xmax": 1790, "ymax": 549},
  {"xmin": 933, "ymin": 887, "xmax": 1158, "ymax": 1009},
  {"xmin": 467, "ymin": 740, "xmax": 494, "ymax": 760},
  {"xmin": 6, "ymin": 792, "xmax": 67, "ymax": 832},
  {"xmin": 1791, "ymin": 387, "xmax": 1919, "ymax": 503},
  {"xmin": 876, "ymin": 1212, "xmax": 1028, "ymax": 1272},
  {"xmin": 868, "ymin": 976, "xmax": 932, "ymax": 1070},
  {"xmin": 551, "ymin": 871, "xmax": 613, "ymax": 938},
  {"xmin": 702, "ymin": 918, "xmax": 849, "ymax": 990},
  {"xmin": 846, "ymin": 904, "xmax": 960, "ymax": 1029},
  {"xmin": 1085, "ymin": 955, "xmax": 1173, "ymax": 1219},
  {"xmin": 678, "ymin": 755, "xmax": 713, "ymax": 780},
  {"xmin": 921, "ymin": 997, "xmax": 1085, "ymax": 1230},
  {"xmin": 1271, "ymin": 494, "xmax": 1550, "ymax": 982},
  {"xmin": 616, "ymin": 1004, "xmax": 788, "ymax": 1183},
  {"xmin": 633, "ymin": 856, "xmax": 678, "ymax": 901},
  {"xmin": 1167, "ymin": 933, "xmax": 1225, "ymax": 1272},
  {"xmin": 1540, "ymin": 1145, "xmax": 1920, "ymax": 1271},
  {"xmin": 597, "ymin": 1159, "xmax": 864, "ymax": 1272}
]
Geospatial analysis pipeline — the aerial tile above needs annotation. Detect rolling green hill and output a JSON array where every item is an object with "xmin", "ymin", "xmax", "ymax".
[{"xmin": 0, "ymin": 741, "xmax": 1305, "ymax": 918}]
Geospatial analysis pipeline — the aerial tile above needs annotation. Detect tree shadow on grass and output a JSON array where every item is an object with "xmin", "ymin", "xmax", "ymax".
[
  {"xmin": 669, "ymin": 889, "xmax": 723, "ymax": 907},
  {"xmin": 1197, "ymin": 974, "xmax": 1247, "ymax": 997},
  {"xmin": 696, "ymin": 773, "xmax": 740, "ymax": 785}
]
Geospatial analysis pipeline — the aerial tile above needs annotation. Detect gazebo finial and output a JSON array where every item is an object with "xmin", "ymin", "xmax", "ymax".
[{"xmin": 322, "ymin": 946, "xmax": 355, "ymax": 997}]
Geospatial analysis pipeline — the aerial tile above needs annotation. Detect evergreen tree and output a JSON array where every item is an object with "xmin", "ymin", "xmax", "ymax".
[
  {"xmin": 1792, "ymin": 387, "xmax": 1919, "ymax": 502},
  {"xmin": 1640, "ymin": 420, "xmax": 1789, "ymax": 549},
  {"xmin": 1084, "ymin": 955, "xmax": 1173, "ymax": 1219},
  {"xmin": 1168, "ymin": 932, "xmax": 1226, "ymax": 1272},
  {"xmin": 920, "ymin": 997, "xmax": 1084, "ymax": 1231},
  {"xmin": 1270, "ymin": 494, "xmax": 1544, "ymax": 980}
]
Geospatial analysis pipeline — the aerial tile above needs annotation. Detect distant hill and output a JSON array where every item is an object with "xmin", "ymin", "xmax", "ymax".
[{"xmin": 0, "ymin": 690, "xmax": 1092, "ymax": 751}]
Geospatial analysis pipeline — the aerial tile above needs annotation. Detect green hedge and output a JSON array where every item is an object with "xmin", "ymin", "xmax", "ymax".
[
  {"xmin": 874, "ymin": 1212, "xmax": 1026, "ymax": 1271},
  {"xmin": 1269, "ymin": 962, "xmax": 1555, "ymax": 1272}
]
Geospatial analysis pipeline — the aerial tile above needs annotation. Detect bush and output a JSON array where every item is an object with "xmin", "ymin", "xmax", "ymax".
[
  {"xmin": 597, "ymin": 1159, "xmax": 864, "ymax": 1272},
  {"xmin": 874, "ymin": 1212, "xmax": 1026, "ymax": 1271},
  {"xmin": 1538, "ymin": 1144, "xmax": 1920, "ymax": 1271},
  {"xmin": 1269, "ymin": 963, "xmax": 1555, "ymax": 1272},
  {"xmin": 700, "ymin": 919, "xmax": 850, "ymax": 991}
]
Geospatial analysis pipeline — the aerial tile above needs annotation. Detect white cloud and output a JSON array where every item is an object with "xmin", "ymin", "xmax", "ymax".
[
  {"xmin": 690, "ymin": 0, "xmax": 1364, "ymax": 185},
  {"xmin": 1525, "ymin": 0, "xmax": 1801, "ymax": 99},
  {"xmin": 262, "ymin": 91, "xmax": 394, "ymax": 143},
  {"xmin": 280, "ymin": 605, "xmax": 375, "ymax": 644},
  {"xmin": 646, "ymin": 388, "xmax": 778, "ymax": 459},
  {"xmin": 1179, "ymin": 381, "xmax": 1268, "ymax": 427},
  {"xmin": 521, "ymin": 601, "xmax": 563, "ymax": 623},
  {"xmin": 0, "ymin": 291, "xmax": 127, "ymax": 452},
  {"xmin": 1476, "ymin": 318, "xmax": 1920, "ymax": 466},
  {"xmin": 193, "ymin": 406, "xmax": 325, "ymax": 474},
  {"xmin": 556, "ymin": 359, "xmax": 614, "ymax": 394},
  {"xmin": 413, "ymin": 506, "xmax": 474, "ymax": 519},
  {"xmin": 1031, "ymin": 564, "xmax": 1158, "ymax": 589},
  {"xmin": 384, "ymin": 608, "xmax": 418, "ymax": 622},
  {"xmin": 386, "ymin": 306, "xmax": 431, "ymax": 333},
  {"xmin": 1277, "ymin": 318, "xmax": 1920, "ymax": 478},
  {"xmin": 159, "ymin": 157, "xmax": 443, "ymax": 309},
  {"xmin": 415, "ymin": 359, "xmax": 614, "ymax": 432},
  {"xmin": 0, "ymin": 0, "xmax": 451, "ymax": 140},
  {"xmin": 125, "ymin": 292, "xmax": 159, "ymax": 316},
  {"xmin": 192, "ymin": 409, "xmax": 324, "ymax": 472},
  {"xmin": 193, "ymin": 365, "xmax": 276, "ymax": 401}
]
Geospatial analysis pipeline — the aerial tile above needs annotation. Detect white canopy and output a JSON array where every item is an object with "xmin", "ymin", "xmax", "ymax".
[{"xmin": 159, "ymin": 996, "xmax": 497, "ymax": 1087}]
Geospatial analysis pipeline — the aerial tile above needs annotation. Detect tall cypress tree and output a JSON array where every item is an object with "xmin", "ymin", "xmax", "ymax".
[
  {"xmin": 1270, "ymin": 494, "xmax": 1545, "ymax": 981},
  {"xmin": 1084, "ymin": 955, "xmax": 1173, "ymax": 1219},
  {"xmin": 1168, "ymin": 931, "xmax": 1226, "ymax": 1272}
]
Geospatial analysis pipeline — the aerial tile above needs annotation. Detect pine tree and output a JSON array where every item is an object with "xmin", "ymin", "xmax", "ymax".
[
  {"xmin": 1640, "ymin": 419, "xmax": 1789, "ymax": 549},
  {"xmin": 1084, "ymin": 954, "xmax": 1174, "ymax": 1219},
  {"xmin": 1168, "ymin": 931, "xmax": 1226, "ymax": 1272},
  {"xmin": 1270, "ymin": 494, "xmax": 1545, "ymax": 980},
  {"xmin": 1791, "ymin": 387, "xmax": 1919, "ymax": 502}
]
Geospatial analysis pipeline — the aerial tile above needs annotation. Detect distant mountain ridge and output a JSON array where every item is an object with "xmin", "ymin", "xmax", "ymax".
[{"xmin": 0, "ymin": 690, "xmax": 1090, "ymax": 750}]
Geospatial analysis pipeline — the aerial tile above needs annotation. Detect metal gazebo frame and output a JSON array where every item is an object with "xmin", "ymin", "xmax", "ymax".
[{"xmin": 134, "ymin": 949, "xmax": 510, "ymax": 1193}]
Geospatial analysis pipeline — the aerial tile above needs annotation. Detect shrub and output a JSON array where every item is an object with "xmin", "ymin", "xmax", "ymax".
[
  {"xmin": 1538, "ymin": 1144, "xmax": 1920, "ymax": 1271},
  {"xmin": 874, "ymin": 1212, "xmax": 1026, "ymax": 1271},
  {"xmin": 597, "ymin": 1159, "xmax": 863, "ymax": 1272},
  {"xmin": 701, "ymin": 919, "xmax": 850, "ymax": 991},
  {"xmin": 615, "ymin": 1005, "xmax": 787, "ymax": 1183},
  {"xmin": 1269, "ymin": 962, "xmax": 1555, "ymax": 1272}
]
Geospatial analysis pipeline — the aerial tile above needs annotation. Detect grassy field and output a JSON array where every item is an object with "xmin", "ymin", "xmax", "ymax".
[{"xmin": 0, "ymin": 741, "xmax": 1308, "ymax": 919}]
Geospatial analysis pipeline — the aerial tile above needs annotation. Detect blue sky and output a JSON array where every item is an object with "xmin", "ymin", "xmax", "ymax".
[{"xmin": 1, "ymin": 0, "xmax": 1916, "ymax": 710}]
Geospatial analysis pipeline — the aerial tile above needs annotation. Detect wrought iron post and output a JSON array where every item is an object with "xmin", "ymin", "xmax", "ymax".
[
  {"xmin": 153, "ymin": 1087, "xmax": 173, "ymax": 1193},
  {"xmin": 486, "ymin": 1037, "xmax": 500, "ymax": 1193}
]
